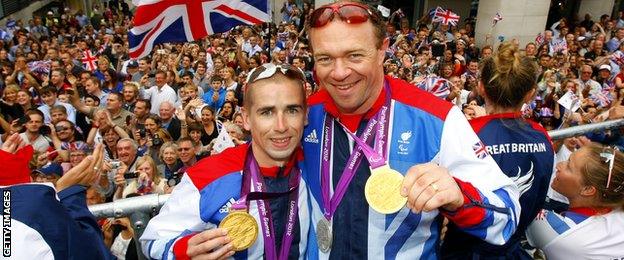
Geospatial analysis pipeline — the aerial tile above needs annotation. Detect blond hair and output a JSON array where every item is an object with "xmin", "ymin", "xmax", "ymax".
[{"xmin": 480, "ymin": 42, "xmax": 538, "ymax": 108}]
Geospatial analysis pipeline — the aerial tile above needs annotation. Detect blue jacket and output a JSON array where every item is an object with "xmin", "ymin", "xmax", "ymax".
[
  {"xmin": 302, "ymin": 76, "xmax": 521, "ymax": 259},
  {"xmin": 443, "ymin": 113, "xmax": 555, "ymax": 259},
  {"xmin": 140, "ymin": 144, "xmax": 310, "ymax": 259},
  {"xmin": 2, "ymin": 183, "xmax": 113, "ymax": 259}
]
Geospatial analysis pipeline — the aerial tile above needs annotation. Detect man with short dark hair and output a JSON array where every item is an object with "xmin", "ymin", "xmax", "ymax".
[
  {"xmin": 303, "ymin": 2, "xmax": 520, "ymax": 258},
  {"xmin": 106, "ymin": 93, "xmax": 133, "ymax": 127},
  {"xmin": 48, "ymin": 68, "xmax": 72, "ymax": 92},
  {"xmin": 133, "ymin": 99, "xmax": 151, "ymax": 127},
  {"xmin": 83, "ymin": 76, "xmax": 108, "ymax": 107},
  {"xmin": 176, "ymin": 137, "xmax": 197, "ymax": 167},
  {"xmin": 19, "ymin": 109, "xmax": 50, "ymax": 152},
  {"xmin": 141, "ymin": 63, "xmax": 311, "ymax": 259},
  {"xmin": 143, "ymin": 70, "xmax": 177, "ymax": 115}
]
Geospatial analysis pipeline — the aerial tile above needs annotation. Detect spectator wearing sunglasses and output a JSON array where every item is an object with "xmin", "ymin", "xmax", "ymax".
[
  {"xmin": 302, "ymin": 1, "xmax": 519, "ymax": 259},
  {"xmin": 141, "ymin": 63, "xmax": 311, "ymax": 259}
]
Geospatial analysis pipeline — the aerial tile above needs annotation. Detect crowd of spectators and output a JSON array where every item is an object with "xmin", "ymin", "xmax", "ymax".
[{"xmin": 1, "ymin": 0, "xmax": 624, "ymax": 258}]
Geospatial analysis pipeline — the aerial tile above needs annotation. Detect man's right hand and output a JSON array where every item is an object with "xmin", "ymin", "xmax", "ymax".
[{"xmin": 186, "ymin": 228, "xmax": 235, "ymax": 259}]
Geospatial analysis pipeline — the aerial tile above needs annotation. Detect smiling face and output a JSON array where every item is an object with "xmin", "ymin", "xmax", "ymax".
[
  {"xmin": 552, "ymin": 148, "xmax": 587, "ymax": 200},
  {"xmin": 242, "ymin": 74, "xmax": 306, "ymax": 166},
  {"xmin": 177, "ymin": 140, "xmax": 195, "ymax": 164},
  {"xmin": 17, "ymin": 90, "xmax": 31, "ymax": 105},
  {"xmin": 161, "ymin": 146, "xmax": 178, "ymax": 165},
  {"xmin": 309, "ymin": 20, "xmax": 388, "ymax": 114},
  {"xmin": 55, "ymin": 121, "xmax": 73, "ymax": 141}
]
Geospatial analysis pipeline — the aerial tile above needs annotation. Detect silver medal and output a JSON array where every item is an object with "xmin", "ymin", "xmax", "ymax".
[{"xmin": 316, "ymin": 218, "xmax": 332, "ymax": 253}]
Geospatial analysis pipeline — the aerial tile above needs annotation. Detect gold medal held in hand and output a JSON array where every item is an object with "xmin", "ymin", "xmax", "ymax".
[
  {"xmin": 218, "ymin": 210, "xmax": 258, "ymax": 251},
  {"xmin": 365, "ymin": 165, "xmax": 407, "ymax": 214}
]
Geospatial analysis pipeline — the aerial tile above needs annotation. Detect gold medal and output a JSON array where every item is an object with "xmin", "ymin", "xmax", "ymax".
[
  {"xmin": 218, "ymin": 210, "xmax": 258, "ymax": 251},
  {"xmin": 365, "ymin": 165, "xmax": 407, "ymax": 214}
]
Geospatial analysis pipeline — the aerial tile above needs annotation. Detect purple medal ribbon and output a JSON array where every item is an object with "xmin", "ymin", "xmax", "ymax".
[
  {"xmin": 320, "ymin": 82, "xmax": 392, "ymax": 220},
  {"xmin": 230, "ymin": 145, "xmax": 300, "ymax": 260}
]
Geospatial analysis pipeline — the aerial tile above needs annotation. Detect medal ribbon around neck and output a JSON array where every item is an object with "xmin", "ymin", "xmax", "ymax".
[
  {"xmin": 320, "ymin": 81, "xmax": 392, "ymax": 220},
  {"xmin": 229, "ymin": 144, "xmax": 301, "ymax": 260}
]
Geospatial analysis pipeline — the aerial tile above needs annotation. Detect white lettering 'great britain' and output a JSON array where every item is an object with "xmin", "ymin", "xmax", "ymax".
[{"xmin": 485, "ymin": 143, "xmax": 547, "ymax": 155}]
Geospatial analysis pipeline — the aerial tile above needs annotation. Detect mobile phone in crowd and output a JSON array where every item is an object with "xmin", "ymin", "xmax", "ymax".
[{"xmin": 123, "ymin": 171, "xmax": 138, "ymax": 179}]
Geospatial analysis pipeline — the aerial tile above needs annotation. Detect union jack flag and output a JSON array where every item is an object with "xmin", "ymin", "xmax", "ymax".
[
  {"xmin": 551, "ymin": 39, "xmax": 567, "ymax": 53},
  {"xmin": 27, "ymin": 60, "xmax": 50, "ymax": 77},
  {"xmin": 611, "ymin": 51, "xmax": 624, "ymax": 67},
  {"xmin": 128, "ymin": 0, "xmax": 270, "ymax": 59},
  {"xmin": 492, "ymin": 12, "xmax": 503, "ymax": 26},
  {"xmin": 416, "ymin": 76, "xmax": 450, "ymax": 99},
  {"xmin": 433, "ymin": 8, "xmax": 460, "ymax": 26},
  {"xmin": 82, "ymin": 50, "xmax": 98, "ymax": 71},
  {"xmin": 590, "ymin": 91, "xmax": 613, "ymax": 108},
  {"xmin": 473, "ymin": 141, "xmax": 488, "ymax": 159},
  {"xmin": 392, "ymin": 8, "xmax": 405, "ymax": 19},
  {"xmin": 429, "ymin": 6, "xmax": 445, "ymax": 19},
  {"xmin": 535, "ymin": 33, "xmax": 544, "ymax": 46}
]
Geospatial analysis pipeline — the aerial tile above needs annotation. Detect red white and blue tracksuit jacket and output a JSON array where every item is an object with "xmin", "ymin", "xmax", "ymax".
[
  {"xmin": 140, "ymin": 144, "xmax": 310, "ymax": 259},
  {"xmin": 302, "ymin": 76, "xmax": 521, "ymax": 259},
  {"xmin": 443, "ymin": 113, "xmax": 555, "ymax": 258}
]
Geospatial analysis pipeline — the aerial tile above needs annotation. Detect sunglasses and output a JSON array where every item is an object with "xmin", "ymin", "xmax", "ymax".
[
  {"xmin": 246, "ymin": 63, "xmax": 305, "ymax": 85},
  {"xmin": 55, "ymin": 126, "xmax": 70, "ymax": 132},
  {"xmin": 310, "ymin": 2, "xmax": 374, "ymax": 28},
  {"xmin": 178, "ymin": 147, "xmax": 192, "ymax": 151}
]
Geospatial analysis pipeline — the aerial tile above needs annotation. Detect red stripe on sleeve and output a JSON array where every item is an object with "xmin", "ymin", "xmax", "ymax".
[
  {"xmin": 441, "ymin": 178, "xmax": 487, "ymax": 228},
  {"xmin": 172, "ymin": 233, "xmax": 196, "ymax": 260}
]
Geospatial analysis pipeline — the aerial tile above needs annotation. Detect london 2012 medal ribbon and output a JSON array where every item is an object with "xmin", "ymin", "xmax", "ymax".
[
  {"xmin": 338, "ymin": 97, "xmax": 406, "ymax": 214},
  {"xmin": 318, "ymin": 84, "xmax": 398, "ymax": 253},
  {"xmin": 223, "ymin": 146, "xmax": 301, "ymax": 259}
]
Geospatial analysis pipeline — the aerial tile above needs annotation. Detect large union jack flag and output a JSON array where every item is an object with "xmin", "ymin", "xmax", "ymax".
[{"xmin": 129, "ymin": 0, "xmax": 270, "ymax": 59}]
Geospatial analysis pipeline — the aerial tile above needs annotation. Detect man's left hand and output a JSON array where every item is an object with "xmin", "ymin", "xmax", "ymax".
[{"xmin": 401, "ymin": 163, "xmax": 464, "ymax": 213}]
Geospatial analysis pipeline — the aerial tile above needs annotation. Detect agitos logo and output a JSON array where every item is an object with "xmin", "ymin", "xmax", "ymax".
[{"xmin": 2, "ymin": 190, "xmax": 10, "ymax": 257}]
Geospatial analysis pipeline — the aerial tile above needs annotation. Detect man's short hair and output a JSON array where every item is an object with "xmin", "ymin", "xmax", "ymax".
[
  {"xmin": 108, "ymin": 92, "xmax": 123, "ymax": 102},
  {"xmin": 25, "ymin": 108, "xmax": 45, "ymax": 119},
  {"xmin": 155, "ymin": 70, "xmax": 166, "ymax": 77},
  {"xmin": 50, "ymin": 105, "xmax": 67, "ymax": 114},
  {"xmin": 136, "ymin": 99, "xmax": 151, "ymax": 110},
  {"xmin": 84, "ymin": 94, "xmax": 100, "ymax": 104},
  {"xmin": 39, "ymin": 86, "xmax": 57, "ymax": 95},
  {"xmin": 177, "ymin": 137, "xmax": 194, "ymax": 145},
  {"xmin": 117, "ymin": 138, "xmax": 138, "ymax": 151},
  {"xmin": 211, "ymin": 75, "xmax": 224, "ymax": 83},
  {"xmin": 51, "ymin": 68, "xmax": 66, "ymax": 77}
]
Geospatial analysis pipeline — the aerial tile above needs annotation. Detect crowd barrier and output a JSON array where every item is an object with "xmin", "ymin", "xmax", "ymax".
[{"xmin": 88, "ymin": 118, "xmax": 624, "ymax": 257}]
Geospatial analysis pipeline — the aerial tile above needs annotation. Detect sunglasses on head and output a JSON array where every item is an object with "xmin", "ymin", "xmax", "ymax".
[
  {"xmin": 246, "ymin": 63, "xmax": 306, "ymax": 85},
  {"xmin": 310, "ymin": 2, "xmax": 375, "ymax": 28}
]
